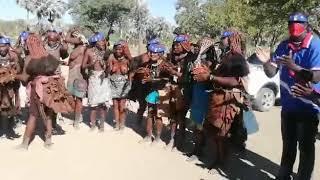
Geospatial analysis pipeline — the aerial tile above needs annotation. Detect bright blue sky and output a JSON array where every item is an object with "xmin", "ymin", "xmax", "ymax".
[{"xmin": 0, "ymin": 0, "xmax": 177, "ymax": 24}]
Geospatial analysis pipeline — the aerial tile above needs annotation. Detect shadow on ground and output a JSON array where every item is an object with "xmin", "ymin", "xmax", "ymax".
[
  {"xmin": 16, "ymin": 104, "xmax": 288, "ymax": 180},
  {"xmin": 192, "ymin": 142, "xmax": 280, "ymax": 180}
]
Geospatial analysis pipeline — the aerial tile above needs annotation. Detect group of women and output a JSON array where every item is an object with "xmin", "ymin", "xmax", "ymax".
[{"xmin": 0, "ymin": 27, "xmax": 251, "ymax": 172}]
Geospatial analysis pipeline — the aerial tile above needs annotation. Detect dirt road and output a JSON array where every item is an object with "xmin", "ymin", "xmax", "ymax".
[{"xmin": 0, "ymin": 93, "xmax": 319, "ymax": 180}]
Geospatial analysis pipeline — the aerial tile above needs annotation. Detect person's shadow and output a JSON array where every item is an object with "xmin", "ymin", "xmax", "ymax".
[
  {"xmin": 220, "ymin": 150, "xmax": 278, "ymax": 180},
  {"xmin": 195, "ymin": 144, "xmax": 281, "ymax": 180},
  {"xmin": 79, "ymin": 105, "xmax": 143, "ymax": 134}
]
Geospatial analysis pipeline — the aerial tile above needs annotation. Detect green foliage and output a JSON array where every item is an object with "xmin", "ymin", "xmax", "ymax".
[
  {"xmin": 175, "ymin": 0, "xmax": 320, "ymax": 48},
  {"xmin": 17, "ymin": 0, "xmax": 68, "ymax": 22},
  {"xmin": 145, "ymin": 17, "xmax": 174, "ymax": 47},
  {"xmin": 69, "ymin": 0, "xmax": 134, "ymax": 32},
  {"xmin": 69, "ymin": 0, "xmax": 174, "ymax": 48},
  {"xmin": 205, "ymin": 0, "xmax": 252, "ymax": 36},
  {"xmin": 175, "ymin": 0, "xmax": 207, "ymax": 37},
  {"xmin": 0, "ymin": 19, "xmax": 28, "ymax": 40}
]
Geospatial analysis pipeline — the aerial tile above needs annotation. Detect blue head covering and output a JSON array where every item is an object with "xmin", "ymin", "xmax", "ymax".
[
  {"xmin": 289, "ymin": 12, "xmax": 308, "ymax": 23},
  {"xmin": 221, "ymin": 31, "xmax": 234, "ymax": 38},
  {"xmin": 20, "ymin": 31, "xmax": 29, "ymax": 41},
  {"xmin": 114, "ymin": 40, "xmax": 126, "ymax": 47},
  {"xmin": 89, "ymin": 32, "xmax": 105, "ymax": 44},
  {"xmin": 54, "ymin": 27, "xmax": 63, "ymax": 34},
  {"xmin": 148, "ymin": 44, "xmax": 166, "ymax": 53},
  {"xmin": 174, "ymin": 35, "xmax": 188, "ymax": 43},
  {"xmin": 88, "ymin": 36, "xmax": 95, "ymax": 45},
  {"xmin": 147, "ymin": 38, "xmax": 160, "ymax": 46},
  {"xmin": 0, "ymin": 37, "xmax": 11, "ymax": 45},
  {"xmin": 47, "ymin": 29, "xmax": 58, "ymax": 33}
]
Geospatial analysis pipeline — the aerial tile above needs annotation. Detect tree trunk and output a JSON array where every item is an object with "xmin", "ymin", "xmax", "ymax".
[
  {"xmin": 137, "ymin": 0, "xmax": 143, "ymax": 54},
  {"xmin": 138, "ymin": 27, "xmax": 143, "ymax": 54},
  {"xmin": 269, "ymin": 30, "xmax": 280, "ymax": 50},
  {"xmin": 27, "ymin": 10, "xmax": 30, "ymax": 31},
  {"xmin": 254, "ymin": 28, "xmax": 263, "ymax": 46}
]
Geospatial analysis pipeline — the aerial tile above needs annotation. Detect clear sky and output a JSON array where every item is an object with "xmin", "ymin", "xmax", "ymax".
[
  {"xmin": 147, "ymin": 0, "xmax": 177, "ymax": 24},
  {"xmin": 0, "ymin": 0, "xmax": 177, "ymax": 24}
]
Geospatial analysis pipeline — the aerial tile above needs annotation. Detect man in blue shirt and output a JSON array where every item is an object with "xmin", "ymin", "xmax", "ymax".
[{"xmin": 256, "ymin": 12, "xmax": 320, "ymax": 180}]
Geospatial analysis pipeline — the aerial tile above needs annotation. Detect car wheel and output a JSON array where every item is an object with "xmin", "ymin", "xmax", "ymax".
[{"xmin": 254, "ymin": 87, "xmax": 276, "ymax": 112}]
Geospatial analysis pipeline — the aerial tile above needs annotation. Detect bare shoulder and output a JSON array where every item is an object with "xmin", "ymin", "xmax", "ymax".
[
  {"xmin": 141, "ymin": 53, "xmax": 149, "ymax": 60},
  {"xmin": 78, "ymin": 45, "xmax": 87, "ymax": 52},
  {"xmin": 86, "ymin": 47, "xmax": 93, "ymax": 53},
  {"xmin": 72, "ymin": 45, "xmax": 87, "ymax": 55},
  {"xmin": 85, "ymin": 48, "xmax": 94, "ymax": 56}
]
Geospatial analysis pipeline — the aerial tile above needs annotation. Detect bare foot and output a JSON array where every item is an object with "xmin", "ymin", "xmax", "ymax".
[
  {"xmin": 208, "ymin": 168, "xmax": 220, "ymax": 175},
  {"xmin": 44, "ymin": 138, "xmax": 53, "ymax": 149},
  {"xmin": 151, "ymin": 137, "xmax": 163, "ymax": 147},
  {"xmin": 90, "ymin": 123, "xmax": 97, "ymax": 132},
  {"xmin": 120, "ymin": 124, "xmax": 125, "ymax": 131},
  {"xmin": 165, "ymin": 139, "xmax": 174, "ymax": 150},
  {"xmin": 186, "ymin": 155, "xmax": 199, "ymax": 162},
  {"xmin": 15, "ymin": 144, "xmax": 28, "ymax": 151},
  {"xmin": 44, "ymin": 143, "xmax": 53, "ymax": 149},
  {"xmin": 139, "ymin": 136, "xmax": 152, "ymax": 144},
  {"xmin": 114, "ymin": 123, "xmax": 120, "ymax": 131},
  {"xmin": 73, "ymin": 121, "xmax": 80, "ymax": 130},
  {"xmin": 99, "ymin": 128, "xmax": 104, "ymax": 133}
]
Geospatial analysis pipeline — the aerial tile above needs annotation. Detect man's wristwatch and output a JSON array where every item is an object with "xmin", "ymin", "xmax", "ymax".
[{"xmin": 209, "ymin": 74, "xmax": 215, "ymax": 81}]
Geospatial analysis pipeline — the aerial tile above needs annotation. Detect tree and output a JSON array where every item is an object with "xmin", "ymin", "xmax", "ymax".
[
  {"xmin": 175, "ymin": 0, "xmax": 320, "ymax": 49},
  {"xmin": 310, "ymin": 7, "xmax": 320, "ymax": 34},
  {"xmin": 204, "ymin": 0, "xmax": 252, "ymax": 36},
  {"xmin": 16, "ymin": 0, "xmax": 35, "ymax": 22},
  {"xmin": 69, "ymin": 0, "xmax": 173, "ymax": 52},
  {"xmin": 145, "ymin": 17, "xmax": 173, "ymax": 46},
  {"xmin": 16, "ymin": 0, "xmax": 68, "ymax": 24},
  {"xmin": 69, "ymin": 0, "xmax": 134, "ymax": 33},
  {"xmin": 124, "ymin": 0, "xmax": 150, "ymax": 52},
  {"xmin": 247, "ymin": 0, "xmax": 320, "ymax": 47},
  {"xmin": 175, "ymin": 0, "xmax": 208, "ymax": 37},
  {"xmin": 0, "ymin": 19, "xmax": 28, "ymax": 39},
  {"xmin": 175, "ymin": 0, "xmax": 252, "ymax": 37}
]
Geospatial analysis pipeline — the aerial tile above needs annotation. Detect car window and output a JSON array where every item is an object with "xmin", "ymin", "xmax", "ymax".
[
  {"xmin": 247, "ymin": 52, "xmax": 275, "ymax": 65},
  {"xmin": 247, "ymin": 53, "xmax": 262, "ymax": 65}
]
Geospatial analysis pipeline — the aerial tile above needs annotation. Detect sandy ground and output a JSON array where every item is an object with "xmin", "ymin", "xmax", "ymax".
[{"xmin": 0, "ymin": 67, "xmax": 319, "ymax": 180}]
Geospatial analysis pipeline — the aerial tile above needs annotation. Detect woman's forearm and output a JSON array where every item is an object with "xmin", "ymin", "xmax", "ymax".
[{"xmin": 211, "ymin": 76, "xmax": 240, "ymax": 87}]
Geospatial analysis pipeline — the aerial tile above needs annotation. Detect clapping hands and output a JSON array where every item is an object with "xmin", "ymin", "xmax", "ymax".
[
  {"xmin": 192, "ymin": 64, "xmax": 211, "ymax": 82},
  {"xmin": 256, "ymin": 47, "xmax": 271, "ymax": 64},
  {"xmin": 291, "ymin": 83, "xmax": 314, "ymax": 98},
  {"xmin": 277, "ymin": 51, "xmax": 301, "ymax": 72}
]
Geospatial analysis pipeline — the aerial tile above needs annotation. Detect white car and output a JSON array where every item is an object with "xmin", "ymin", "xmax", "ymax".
[{"xmin": 247, "ymin": 54, "xmax": 280, "ymax": 112}]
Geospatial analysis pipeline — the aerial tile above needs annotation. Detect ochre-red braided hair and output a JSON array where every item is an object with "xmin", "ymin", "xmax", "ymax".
[
  {"xmin": 26, "ymin": 33, "xmax": 48, "ymax": 59},
  {"xmin": 226, "ymin": 28, "xmax": 246, "ymax": 55},
  {"xmin": 25, "ymin": 33, "xmax": 59, "ymax": 76}
]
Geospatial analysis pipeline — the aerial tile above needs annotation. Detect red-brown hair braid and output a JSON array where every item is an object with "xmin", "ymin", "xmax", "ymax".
[
  {"xmin": 26, "ymin": 33, "xmax": 48, "ymax": 59},
  {"xmin": 226, "ymin": 28, "xmax": 246, "ymax": 56}
]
